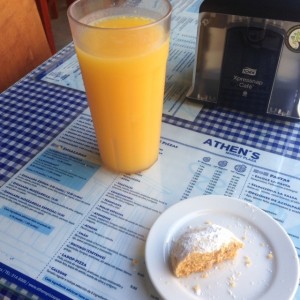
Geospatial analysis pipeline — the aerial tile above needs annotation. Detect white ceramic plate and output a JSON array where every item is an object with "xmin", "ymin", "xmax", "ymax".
[{"xmin": 145, "ymin": 195, "xmax": 299, "ymax": 300}]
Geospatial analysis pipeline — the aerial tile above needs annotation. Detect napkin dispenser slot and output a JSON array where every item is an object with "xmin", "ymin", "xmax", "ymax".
[{"xmin": 187, "ymin": 0, "xmax": 300, "ymax": 120}]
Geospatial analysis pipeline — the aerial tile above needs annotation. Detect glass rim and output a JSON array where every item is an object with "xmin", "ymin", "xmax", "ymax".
[{"xmin": 67, "ymin": 0, "xmax": 172, "ymax": 31}]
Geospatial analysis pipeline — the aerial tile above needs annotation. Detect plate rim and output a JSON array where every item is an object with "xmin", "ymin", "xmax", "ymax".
[{"xmin": 145, "ymin": 195, "xmax": 299, "ymax": 300}]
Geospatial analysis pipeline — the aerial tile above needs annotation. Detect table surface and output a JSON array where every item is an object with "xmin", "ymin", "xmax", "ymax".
[
  {"xmin": 2, "ymin": 43, "xmax": 300, "ymax": 187},
  {"xmin": 1, "ymin": 2, "xmax": 300, "ymax": 299}
]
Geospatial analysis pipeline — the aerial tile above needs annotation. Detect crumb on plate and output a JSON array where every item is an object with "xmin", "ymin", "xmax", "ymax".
[
  {"xmin": 193, "ymin": 284, "xmax": 201, "ymax": 296},
  {"xmin": 244, "ymin": 256, "xmax": 252, "ymax": 267}
]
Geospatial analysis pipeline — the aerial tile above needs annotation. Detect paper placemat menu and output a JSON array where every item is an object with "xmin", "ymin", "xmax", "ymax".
[{"xmin": 0, "ymin": 108, "xmax": 299, "ymax": 300}]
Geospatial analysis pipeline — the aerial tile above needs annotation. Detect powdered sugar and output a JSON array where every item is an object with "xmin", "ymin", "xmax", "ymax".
[{"xmin": 171, "ymin": 224, "xmax": 242, "ymax": 261}]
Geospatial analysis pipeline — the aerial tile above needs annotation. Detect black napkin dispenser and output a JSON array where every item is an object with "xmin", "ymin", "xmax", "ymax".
[{"xmin": 187, "ymin": 0, "xmax": 300, "ymax": 119}]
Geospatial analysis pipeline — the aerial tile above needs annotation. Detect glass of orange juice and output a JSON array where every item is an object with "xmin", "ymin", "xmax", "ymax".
[{"xmin": 67, "ymin": 0, "xmax": 172, "ymax": 173}]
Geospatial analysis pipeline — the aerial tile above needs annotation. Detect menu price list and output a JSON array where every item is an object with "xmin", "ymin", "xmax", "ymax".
[{"xmin": 180, "ymin": 152, "xmax": 300, "ymax": 234}]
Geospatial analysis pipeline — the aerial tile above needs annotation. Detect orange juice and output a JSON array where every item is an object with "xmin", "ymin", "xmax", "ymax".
[{"xmin": 75, "ymin": 16, "xmax": 170, "ymax": 173}]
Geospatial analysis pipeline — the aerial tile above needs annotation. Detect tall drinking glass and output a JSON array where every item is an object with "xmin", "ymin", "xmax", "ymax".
[{"xmin": 68, "ymin": 0, "xmax": 172, "ymax": 173}]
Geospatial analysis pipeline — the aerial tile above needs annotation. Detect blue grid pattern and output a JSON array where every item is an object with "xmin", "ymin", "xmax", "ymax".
[
  {"xmin": 1, "ymin": 43, "xmax": 300, "ymax": 188},
  {"xmin": 0, "ymin": 277, "xmax": 41, "ymax": 300},
  {"xmin": 0, "ymin": 45, "xmax": 88, "ymax": 187},
  {"xmin": 164, "ymin": 105, "xmax": 300, "ymax": 160}
]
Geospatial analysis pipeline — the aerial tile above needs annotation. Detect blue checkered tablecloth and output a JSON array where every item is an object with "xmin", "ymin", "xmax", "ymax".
[
  {"xmin": 0, "ymin": 277, "xmax": 42, "ymax": 300},
  {"xmin": 0, "ymin": 45, "xmax": 88, "ymax": 187},
  {"xmin": 166, "ymin": 105, "xmax": 300, "ymax": 160},
  {"xmin": 1, "ymin": 43, "xmax": 300, "ymax": 189}
]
